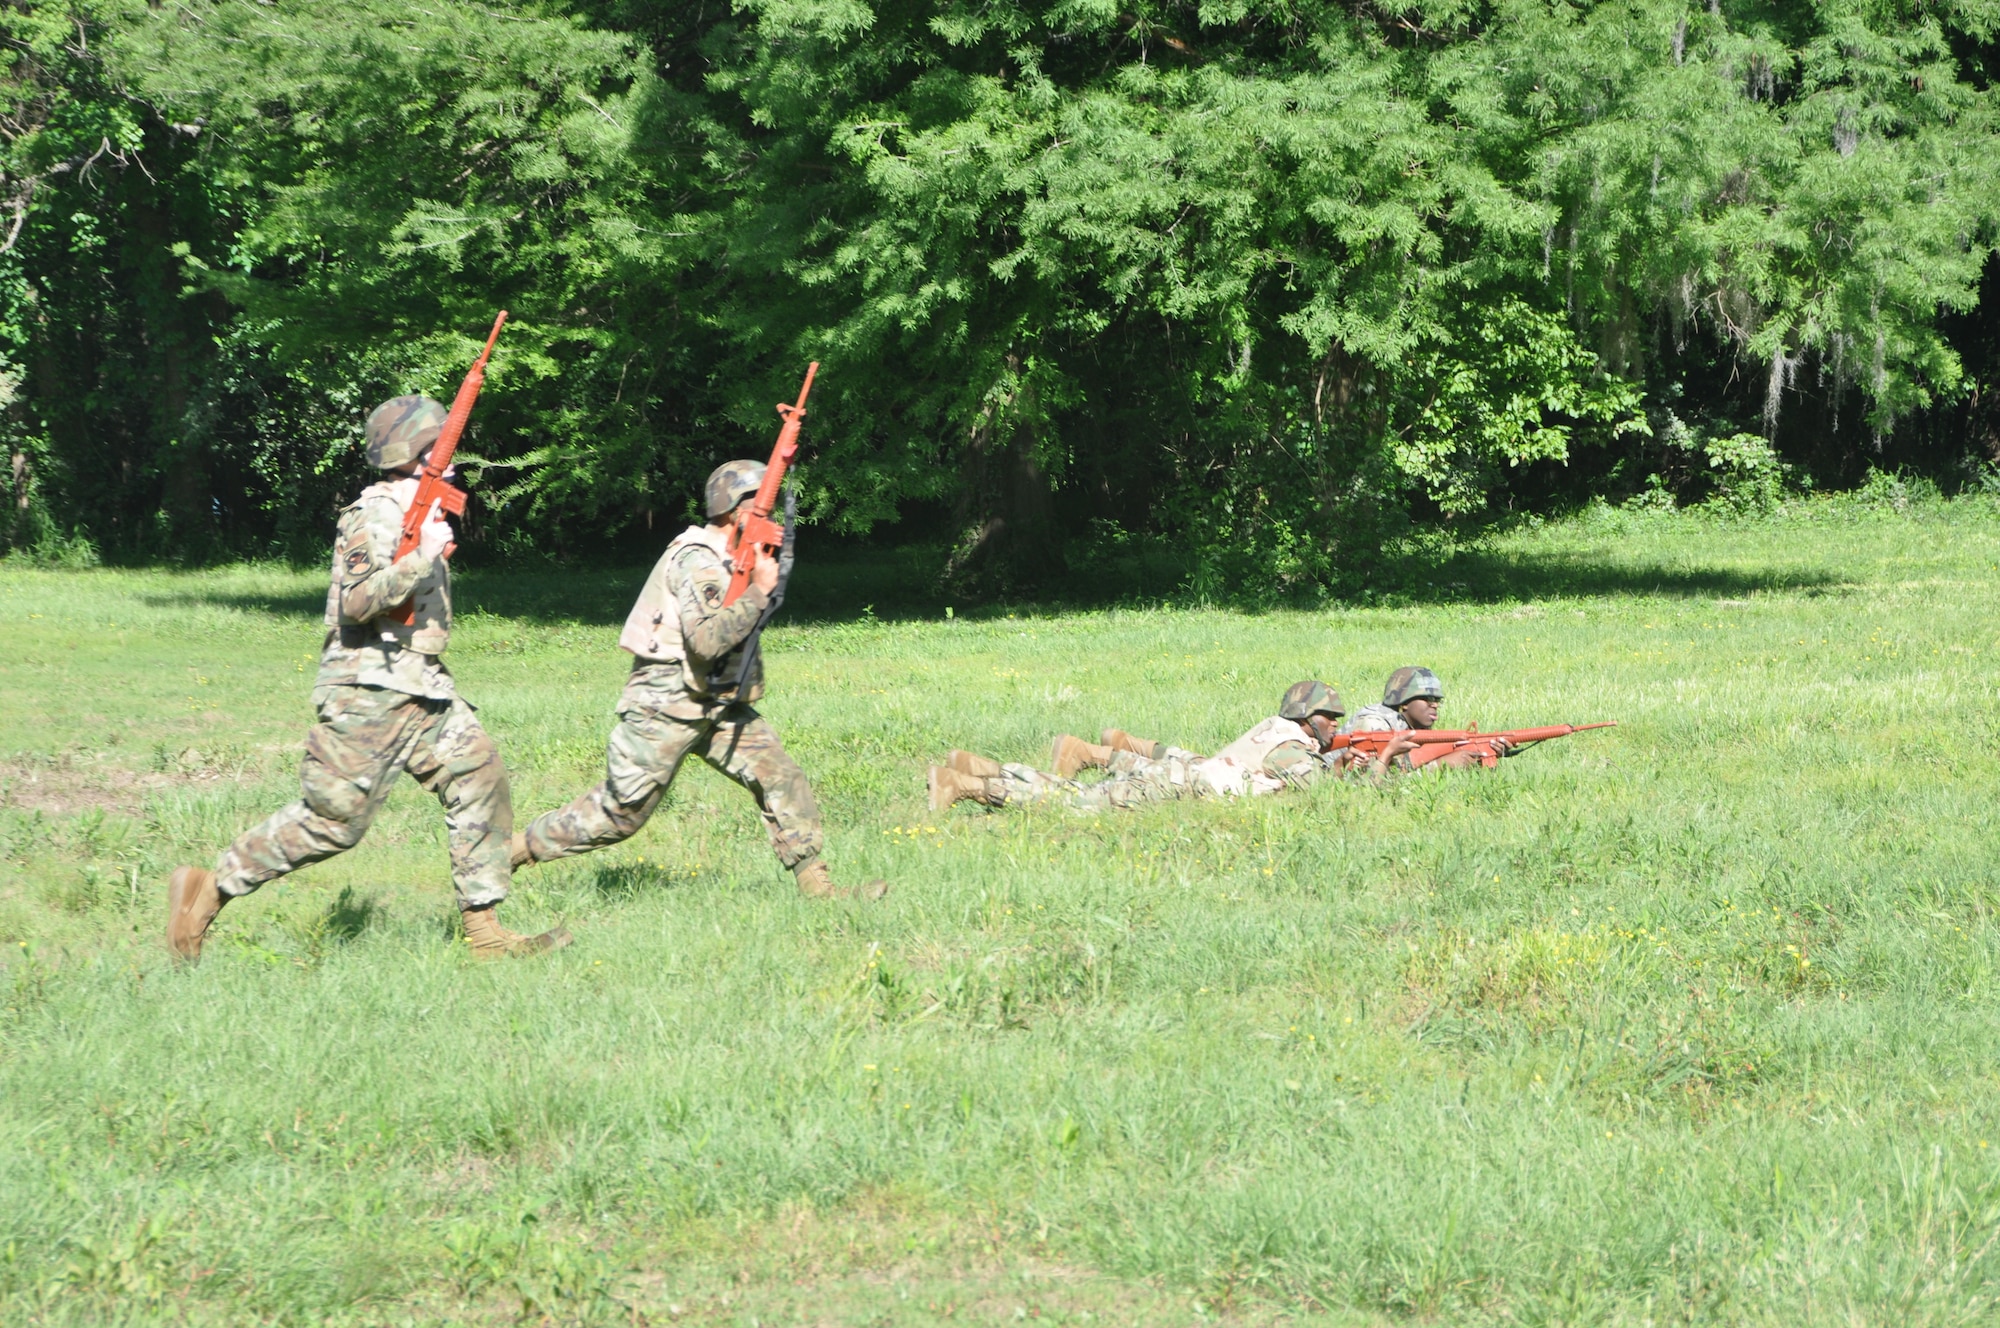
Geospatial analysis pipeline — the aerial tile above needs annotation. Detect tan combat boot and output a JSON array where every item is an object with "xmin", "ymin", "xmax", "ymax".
[
  {"xmin": 1101, "ymin": 728, "xmax": 1164, "ymax": 760},
  {"xmin": 461, "ymin": 905, "xmax": 572, "ymax": 959},
  {"xmin": 508, "ymin": 832, "xmax": 535, "ymax": 870},
  {"xmin": 167, "ymin": 866, "xmax": 226, "ymax": 964},
  {"xmin": 947, "ymin": 749, "xmax": 1003, "ymax": 778},
  {"xmin": 928, "ymin": 765, "xmax": 996, "ymax": 811},
  {"xmin": 1051, "ymin": 734, "xmax": 1114, "ymax": 778},
  {"xmin": 794, "ymin": 858, "xmax": 890, "ymax": 901}
]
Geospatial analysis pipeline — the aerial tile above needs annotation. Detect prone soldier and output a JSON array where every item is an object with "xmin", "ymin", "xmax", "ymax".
[
  {"xmin": 166, "ymin": 396, "xmax": 570, "ymax": 962},
  {"xmin": 510, "ymin": 461, "xmax": 883, "ymax": 899},
  {"xmin": 928, "ymin": 681, "xmax": 1356, "ymax": 811},
  {"xmin": 1341, "ymin": 666, "xmax": 1504, "ymax": 769}
]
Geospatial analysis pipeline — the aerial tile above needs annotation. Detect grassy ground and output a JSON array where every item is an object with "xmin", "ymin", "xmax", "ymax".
[{"xmin": 2, "ymin": 497, "xmax": 1999, "ymax": 1326}]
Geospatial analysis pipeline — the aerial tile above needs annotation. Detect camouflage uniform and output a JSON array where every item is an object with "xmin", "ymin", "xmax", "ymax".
[
  {"xmin": 517, "ymin": 522, "xmax": 824, "ymax": 871},
  {"xmin": 212, "ymin": 479, "xmax": 514, "ymax": 908},
  {"xmin": 990, "ymin": 716, "xmax": 1329, "ymax": 811},
  {"xmin": 1332, "ymin": 667, "xmax": 1447, "ymax": 776},
  {"xmin": 1340, "ymin": 703, "xmax": 1410, "ymax": 735}
]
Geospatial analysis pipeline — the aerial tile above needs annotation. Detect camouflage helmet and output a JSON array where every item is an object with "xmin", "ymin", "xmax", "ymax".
[
  {"xmin": 705, "ymin": 459, "xmax": 766, "ymax": 519},
  {"xmin": 364, "ymin": 395, "xmax": 448, "ymax": 470},
  {"xmin": 1278, "ymin": 679, "xmax": 1345, "ymax": 722},
  {"xmin": 1382, "ymin": 666, "xmax": 1444, "ymax": 708}
]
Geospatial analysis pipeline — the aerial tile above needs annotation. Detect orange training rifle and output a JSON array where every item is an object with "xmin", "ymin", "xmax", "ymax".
[
  {"xmin": 713, "ymin": 362, "xmax": 817, "ymax": 692},
  {"xmin": 721, "ymin": 361, "xmax": 817, "ymax": 607},
  {"xmin": 1332, "ymin": 722, "xmax": 1616, "ymax": 770},
  {"xmin": 388, "ymin": 309, "xmax": 508, "ymax": 624}
]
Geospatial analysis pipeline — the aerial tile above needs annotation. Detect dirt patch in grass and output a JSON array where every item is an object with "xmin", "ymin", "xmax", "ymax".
[
  {"xmin": 4, "ymin": 764, "xmax": 187, "ymax": 817},
  {"xmin": 598, "ymin": 1198, "xmax": 1380, "ymax": 1327},
  {"xmin": 630, "ymin": 1255, "xmax": 1365, "ymax": 1325},
  {"xmin": 0, "ymin": 753, "xmax": 267, "ymax": 818}
]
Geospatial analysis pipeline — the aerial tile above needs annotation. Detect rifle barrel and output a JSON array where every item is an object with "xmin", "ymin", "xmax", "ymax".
[{"xmin": 1332, "ymin": 720, "xmax": 1616, "ymax": 751}]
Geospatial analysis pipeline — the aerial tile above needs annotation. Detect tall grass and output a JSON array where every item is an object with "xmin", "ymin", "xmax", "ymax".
[{"xmin": 1, "ymin": 499, "xmax": 1998, "ymax": 1324}]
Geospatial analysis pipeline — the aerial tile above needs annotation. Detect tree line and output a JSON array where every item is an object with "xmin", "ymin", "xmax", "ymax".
[{"xmin": 3, "ymin": 0, "xmax": 1997, "ymax": 592}]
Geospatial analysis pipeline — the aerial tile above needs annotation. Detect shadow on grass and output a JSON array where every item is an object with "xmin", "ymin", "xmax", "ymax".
[
  {"xmin": 1386, "ymin": 545, "xmax": 1842, "ymax": 606},
  {"xmin": 584, "ymin": 860, "xmax": 687, "ymax": 902},
  {"xmin": 138, "ymin": 538, "xmax": 1842, "ymax": 627},
  {"xmin": 322, "ymin": 886, "xmax": 378, "ymax": 944}
]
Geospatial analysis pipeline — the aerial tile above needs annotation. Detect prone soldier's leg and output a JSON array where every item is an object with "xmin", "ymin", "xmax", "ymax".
[
  {"xmin": 1102, "ymin": 730, "xmax": 1201, "ymax": 763},
  {"xmin": 988, "ymin": 763, "xmax": 1080, "ymax": 807},
  {"xmin": 212, "ymin": 686, "xmax": 428, "ymax": 897},
  {"xmin": 697, "ymin": 707, "xmax": 824, "ymax": 870},
  {"xmin": 1094, "ymin": 757, "xmax": 1202, "ymax": 809},
  {"xmin": 518, "ymin": 710, "xmax": 707, "ymax": 863},
  {"xmin": 402, "ymin": 700, "xmax": 514, "ymax": 909}
]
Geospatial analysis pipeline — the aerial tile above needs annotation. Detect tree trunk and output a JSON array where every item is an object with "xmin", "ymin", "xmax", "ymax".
[{"xmin": 942, "ymin": 354, "xmax": 1060, "ymax": 596}]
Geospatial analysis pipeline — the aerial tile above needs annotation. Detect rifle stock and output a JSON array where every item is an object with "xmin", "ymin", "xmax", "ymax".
[{"xmin": 387, "ymin": 310, "xmax": 507, "ymax": 625}]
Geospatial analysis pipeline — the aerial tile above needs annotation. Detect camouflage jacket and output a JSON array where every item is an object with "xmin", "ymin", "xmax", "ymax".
[
  {"xmin": 1340, "ymin": 703, "xmax": 1409, "ymax": 735},
  {"xmin": 616, "ymin": 525, "xmax": 770, "ymax": 719},
  {"xmin": 1208, "ymin": 716, "xmax": 1322, "ymax": 792},
  {"xmin": 316, "ymin": 480, "xmax": 454, "ymax": 700}
]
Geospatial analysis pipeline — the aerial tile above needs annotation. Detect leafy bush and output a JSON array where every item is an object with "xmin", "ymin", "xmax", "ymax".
[{"xmin": 1701, "ymin": 432, "xmax": 1793, "ymax": 514}]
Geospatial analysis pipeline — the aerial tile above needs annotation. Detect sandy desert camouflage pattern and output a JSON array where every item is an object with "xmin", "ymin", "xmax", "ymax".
[
  {"xmin": 213, "ymin": 687, "xmax": 512, "ymax": 907},
  {"xmin": 364, "ymin": 394, "xmax": 447, "ymax": 470},
  {"xmin": 521, "ymin": 522, "xmax": 823, "ymax": 872},
  {"xmin": 986, "ymin": 722, "xmax": 1326, "ymax": 812}
]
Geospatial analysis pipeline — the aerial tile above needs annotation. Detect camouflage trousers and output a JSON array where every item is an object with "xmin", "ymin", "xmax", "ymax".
[
  {"xmin": 214, "ymin": 684, "xmax": 513, "ymax": 908},
  {"xmin": 993, "ymin": 750, "xmax": 1215, "ymax": 812},
  {"xmin": 519, "ymin": 703, "xmax": 823, "ymax": 871}
]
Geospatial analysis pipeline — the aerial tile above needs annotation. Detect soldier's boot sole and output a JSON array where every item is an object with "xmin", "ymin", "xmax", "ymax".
[
  {"xmin": 167, "ymin": 866, "xmax": 225, "ymax": 964},
  {"xmin": 947, "ymin": 749, "xmax": 1003, "ymax": 778},
  {"xmin": 461, "ymin": 905, "xmax": 572, "ymax": 959}
]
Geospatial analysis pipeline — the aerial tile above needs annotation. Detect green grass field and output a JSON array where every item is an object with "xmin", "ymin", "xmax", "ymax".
[{"xmin": 4, "ymin": 497, "xmax": 1999, "ymax": 1326}]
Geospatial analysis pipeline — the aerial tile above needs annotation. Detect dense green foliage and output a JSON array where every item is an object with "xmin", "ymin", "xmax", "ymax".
[
  {"xmin": 4, "ymin": 501, "xmax": 2000, "ymax": 1322},
  {"xmin": 3, "ymin": 1, "xmax": 1999, "ymax": 585}
]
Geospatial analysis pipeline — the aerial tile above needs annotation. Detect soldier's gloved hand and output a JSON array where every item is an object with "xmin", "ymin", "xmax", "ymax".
[
  {"xmin": 750, "ymin": 551, "xmax": 779, "ymax": 596},
  {"xmin": 417, "ymin": 500, "xmax": 453, "ymax": 562}
]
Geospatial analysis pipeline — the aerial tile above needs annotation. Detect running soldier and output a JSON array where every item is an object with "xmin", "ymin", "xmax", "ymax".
[
  {"xmin": 927, "ymin": 681, "xmax": 1356, "ymax": 811},
  {"xmin": 511, "ymin": 461, "xmax": 883, "ymax": 899},
  {"xmin": 166, "ymin": 396, "xmax": 569, "ymax": 962}
]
